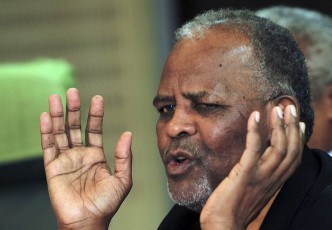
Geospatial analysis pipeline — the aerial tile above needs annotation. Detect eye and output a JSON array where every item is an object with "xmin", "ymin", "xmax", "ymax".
[
  {"xmin": 194, "ymin": 103, "xmax": 219, "ymax": 112},
  {"xmin": 158, "ymin": 104, "xmax": 176, "ymax": 114},
  {"xmin": 194, "ymin": 103, "xmax": 228, "ymax": 115}
]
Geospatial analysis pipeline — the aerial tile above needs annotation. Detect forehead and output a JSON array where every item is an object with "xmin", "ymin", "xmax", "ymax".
[{"xmin": 158, "ymin": 27, "xmax": 257, "ymax": 97}]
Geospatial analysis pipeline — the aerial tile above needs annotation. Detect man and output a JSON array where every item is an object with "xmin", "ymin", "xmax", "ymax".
[
  {"xmin": 257, "ymin": 6, "xmax": 332, "ymax": 157},
  {"xmin": 40, "ymin": 9, "xmax": 332, "ymax": 229}
]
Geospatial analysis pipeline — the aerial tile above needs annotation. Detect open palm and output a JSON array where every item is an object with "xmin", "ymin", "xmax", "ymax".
[{"xmin": 40, "ymin": 88, "xmax": 132, "ymax": 229}]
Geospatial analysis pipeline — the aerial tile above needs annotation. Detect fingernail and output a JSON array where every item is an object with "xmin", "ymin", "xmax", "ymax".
[
  {"xmin": 276, "ymin": 106, "xmax": 283, "ymax": 119},
  {"xmin": 124, "ymin": 131, "xmax": 133, "ymax": 136},
  {"xmin": 255, "ymin": 111, "xmax": 260, "ymax": 123},
  {"xmin": 299, "ymin": 122, "xmax": 306, "ymax": 134},
  {"xmin": 290, "ymin": 105, "xmax": 297, "ymax": 117}
]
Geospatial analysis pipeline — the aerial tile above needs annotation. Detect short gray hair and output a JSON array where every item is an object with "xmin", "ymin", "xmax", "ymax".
[
  {"xmin": 257, "ymin": 6, "xmax": 332, "ymax": 101},
  {"xmin": 174, "ymin": 8, "xmax": 313, "ymax": 140}
]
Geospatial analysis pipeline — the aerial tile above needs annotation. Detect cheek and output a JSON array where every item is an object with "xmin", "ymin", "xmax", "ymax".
[
  {"xmin": 200, "ymin": 118, "xmax": 248, "ymax": 187},
  {"xmin": 202, "ymin": 115, "xmax": 247, "ymax": 152}
]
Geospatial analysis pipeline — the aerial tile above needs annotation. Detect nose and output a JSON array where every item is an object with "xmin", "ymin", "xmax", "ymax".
[{"xmin": 166, "ymin": 109, "xmax": 197, "ymax": 138}]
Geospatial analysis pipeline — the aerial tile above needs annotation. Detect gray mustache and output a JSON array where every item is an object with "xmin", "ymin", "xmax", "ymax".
[{"xmin": 163, "ymin": 139, "xmax": 199, "ymax": 159}]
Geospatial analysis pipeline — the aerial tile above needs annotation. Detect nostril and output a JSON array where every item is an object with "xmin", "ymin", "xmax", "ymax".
[
  {"xmin": 178, "ymin": 131, "xmax": 188, "ymax": 138},
  {"xmin": 168, "ymin": 125, "xmax": 196, "ymax": 139}
]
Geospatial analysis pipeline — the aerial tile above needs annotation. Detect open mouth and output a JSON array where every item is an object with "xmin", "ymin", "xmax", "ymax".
[
  {"xmin": 175, "ymin": 156, "xmax": 186, "ymax": 164},
  {"xmin": 165, "ymin": 151, "xmax": 194, "ymax": 177}
]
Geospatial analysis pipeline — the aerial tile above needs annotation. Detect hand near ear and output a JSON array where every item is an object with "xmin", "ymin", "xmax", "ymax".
[
  {"xmin": 200, "ymin": 105, "xmax": 305, "ymax": 230},
  {"xmin": 40, "ymin": 88, "xmax": 133, "ymax": 230}
]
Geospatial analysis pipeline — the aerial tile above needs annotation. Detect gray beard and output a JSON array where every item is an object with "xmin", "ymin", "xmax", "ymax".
[{"xmin": 167, "ymin": 173, "xmax": 212, "ymax": 213}]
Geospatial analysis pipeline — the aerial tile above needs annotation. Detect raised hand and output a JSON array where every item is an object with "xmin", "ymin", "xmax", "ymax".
[
  {"xmin": 40, "ymin": 88, "xmax": 132, "ymax": 230},
  {"xmin": 200, "ymin": 105, "xmax": 306, "ymax": 230}
]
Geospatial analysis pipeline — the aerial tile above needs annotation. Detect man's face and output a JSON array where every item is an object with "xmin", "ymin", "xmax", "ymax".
[{"xmin": 153, "ymin": 28, "xmax": 269, "ymax": 211}]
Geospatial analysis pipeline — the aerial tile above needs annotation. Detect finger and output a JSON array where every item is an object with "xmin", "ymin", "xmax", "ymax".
[
  {"xmin": 40, "ymin": 112, "xmax": 57, "ymax": 166},
  {"xmin": 260, "ymin": 106, "xmax": 287, "ymax": 173},
  {"xmin": 114, "ymin": 132, "xmax": 133, "ymax": 187},
  {"xmin": 85, "ymin": 95, "xmax": 104, "ymax": 148},
  {"xmin": 49, "ymin": 94, "xmax": 69, "ymax": 153},
  {"xmin": 276, "ymin": 105, "xmax": 304, "ymax": 180},
  {"xmin": 284, "ymin": 105, "xmax": 304, "ymax": 154},
  {"xmin": 284, "ymin": 105, "xmax": 301, "ymax": 160},
  {"xmin": 239, "ymin": 111, "xmax": 262, "ymax": 171},
  {"xmin": 65, "ymin": 88, "xmax": 83, "ymax": 147},
  {"xmin": 299, "ymin": 122, "xmax": 306, "ymax": 150}
]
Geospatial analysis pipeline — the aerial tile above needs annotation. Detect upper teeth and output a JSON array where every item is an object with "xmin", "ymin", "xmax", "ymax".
[{"xmin": 176, "ymin": 156, "xmax": 186, "ymax": 162}]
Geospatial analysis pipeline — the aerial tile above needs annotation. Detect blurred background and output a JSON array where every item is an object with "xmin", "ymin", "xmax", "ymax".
[{"xmin": 0, "ymin": 0, "xmax": 330, "ymax": 229}]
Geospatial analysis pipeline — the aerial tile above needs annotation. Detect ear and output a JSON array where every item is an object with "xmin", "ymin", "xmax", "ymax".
[{"xmin": 267, "ymin": 95, "xmax": 300, "ymax": 116}]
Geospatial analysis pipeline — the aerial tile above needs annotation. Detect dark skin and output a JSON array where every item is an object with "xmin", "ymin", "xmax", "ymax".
[
  {"xmin": 40, "ymin": 27, "xmax": 305, "ymax": 229},
  {"xmin": 154, "ymin": 30, "xmax": 266, "ymax": 205},
  {"xmin": 154, "ymin": 27, "xmax": 305, "ymax": 228}
]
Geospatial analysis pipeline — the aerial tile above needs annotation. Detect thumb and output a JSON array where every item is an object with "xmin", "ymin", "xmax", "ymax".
[{"xmin": 113, "ymin": 131, "xmax": 133, "ymax": 187}]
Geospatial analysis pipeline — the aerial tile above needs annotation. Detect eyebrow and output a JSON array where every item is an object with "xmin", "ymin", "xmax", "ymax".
[
  {"xmin": 152, "ymin": 95, "xmax": 175, "ymax": 107},
  {"xmin": 152, "ymin": 91, "xmax": 210, "ymax": 107},
  {"xmin": 183, "ymin": 91, "xmax": 210, "ymax": 102}
]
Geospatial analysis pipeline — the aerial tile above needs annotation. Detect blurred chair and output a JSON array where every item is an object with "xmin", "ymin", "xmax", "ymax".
[{"xmin": 0, "ymin": 58, "xmax": 76, "ymax": 229}]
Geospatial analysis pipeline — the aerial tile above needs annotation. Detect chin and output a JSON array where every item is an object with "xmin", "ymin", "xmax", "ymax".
[{"xmin": 167, "ymin": 174, "xmax": 212, "ymax": 213}]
